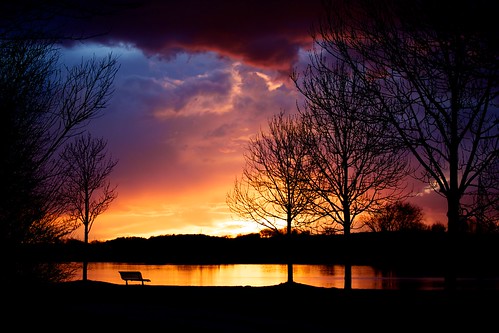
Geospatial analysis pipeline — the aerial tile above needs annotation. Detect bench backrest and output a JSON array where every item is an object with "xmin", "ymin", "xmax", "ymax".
[{"xmin": 119, "ymin": 271, "xmax": 144, "ymax": 280}]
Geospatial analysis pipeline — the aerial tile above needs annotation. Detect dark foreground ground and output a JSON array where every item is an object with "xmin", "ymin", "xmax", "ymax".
[{"xmin": 5, "ymin": 280, "xmax": 499, "ymax": 332}]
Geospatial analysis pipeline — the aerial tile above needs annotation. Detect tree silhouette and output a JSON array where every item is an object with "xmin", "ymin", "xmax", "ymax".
[
  {"xmin": 60, "ymin": 133, "xmax": 118, "ymax": 281},
  {"xmin": 0, "ymin": 37, "xmax": 118, "ymax": 282},
  {"xmin": 315, "ymin": 0, "xmax": 499, "ymax": 289},
  {"xmin": 364, "ymin": 201, "xmax": 426, "ymax": 232},
  {"xmin": 293, "ymin": 59, "xmax": 410, "ymax": 289},
  {"xmin": 294, "ymin": 62, "xmax": 410, "ymax": 236},
  {"xmin": 317, "ymin": 0, "xmax": 499, "ymax": 234},
  {"xmin": 0, "ymin": 0, "xmax": 123, "ymax": 283},
  {"xmin": 227, "ymin": 111, "xmax": 319, "ymax": 283}
]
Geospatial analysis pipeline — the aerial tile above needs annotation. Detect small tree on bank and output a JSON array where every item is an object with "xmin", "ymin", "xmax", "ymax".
[
  {"xmin": 364, "ymin": 201, "xmax": 426, "ymax": 232},
  {"xmin": 227, "ymin": 111, "xmax": 319, "ymax": 283},
  {"xmin": 60, "ymin": 133, "xmax": 118, "ymax": 281},
  {"xmin": 227, "ymin": 111, "xmax": 319, "ymax": 235}
]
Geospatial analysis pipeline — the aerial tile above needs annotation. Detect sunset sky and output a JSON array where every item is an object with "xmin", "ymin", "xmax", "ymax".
[{"xmin": 56, "ymin": 0, "xmax": 448, "ymax": 241}]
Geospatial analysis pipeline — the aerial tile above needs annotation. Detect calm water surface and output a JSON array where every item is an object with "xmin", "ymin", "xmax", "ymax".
[{"xmin": 67, "ymin": 262, "xmax": 495, "ymax": 290}]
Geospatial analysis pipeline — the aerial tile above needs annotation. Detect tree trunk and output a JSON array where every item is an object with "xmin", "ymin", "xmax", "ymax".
[
  {"xmin": 343, "ymin": 179, "xmax": 352, "ymax": 289},
  {"xmin": 83, "ymin": 221, "xmax": 89, "ymax": 281},
  {"xmin": 343, "ymin": 231, "xmax": 352, "ymax": 290},
  {"xmin": 445, "ymin": 192, "xmax": 461, "ymax": 290},
  {"xmin": 286, "ymin": 213, "xmax": 294, "ymax": 284}
]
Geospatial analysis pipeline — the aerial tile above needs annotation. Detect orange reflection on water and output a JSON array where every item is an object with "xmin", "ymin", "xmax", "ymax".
[
  {"xmin": 71, "ymin": 262, "xmax": 452, "ymax": 289},
  {"xmin": 82, "ymin": 263, "xmax": 291, "ymax": 286},
  {"xmin": 75, "ymin": 263, "xmax": 383, "ymax": 288}
]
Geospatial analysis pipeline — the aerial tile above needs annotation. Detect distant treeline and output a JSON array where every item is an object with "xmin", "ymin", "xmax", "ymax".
[{"xmin": 21, "ymin": 232, "xmax": 499, "ymax": 276}]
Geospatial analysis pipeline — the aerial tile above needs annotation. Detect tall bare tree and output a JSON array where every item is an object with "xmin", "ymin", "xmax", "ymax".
[
  {"xmin": 293, "ymin": 62, "xmax": 410, "ymax": 235},
  {"xmin": 60, "ymin": 133, "xmax": 118, "ymax": 281},
  {"xmin": 315, "ymin": 0, "xmax": 499, "ymax": 288},
  {"xmin": 292, "ymin": 59, "xmax": 410, "ymax": 289},
  {"xmin": 316, "ymin": 0, "xmax": 499, "ymax": 234},
  {"xmin": 227, "ymin": 111, "xmax": 319, "ymax": 283}
]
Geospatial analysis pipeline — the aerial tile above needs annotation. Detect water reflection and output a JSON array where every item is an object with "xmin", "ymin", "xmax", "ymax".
[
  {"xmin": 68, "ymin": 262, "xmax": 456, "ymax": 289},
  {"xmin": 69, "ymin": 262, "xmax": 498, "ymax": 290}
]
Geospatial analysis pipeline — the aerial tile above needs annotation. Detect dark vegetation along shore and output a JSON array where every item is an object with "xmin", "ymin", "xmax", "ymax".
[{"xmin": 23, "ymin": 231, "xmax": 499, "ymax": 277}]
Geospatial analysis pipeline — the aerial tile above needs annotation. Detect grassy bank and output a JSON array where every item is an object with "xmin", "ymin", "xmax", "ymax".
[{"xmin": 7, "ymin": 280, "xmax": 498, "ymax": 331}]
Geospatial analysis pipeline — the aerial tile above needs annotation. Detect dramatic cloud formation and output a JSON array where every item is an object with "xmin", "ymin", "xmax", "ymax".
[
  {"xmin": 52, "ymin": 0, "xmax": 447, "ymax": 240},
  {"xmin": 64, "ymin": 0, "xmax": 321, "ymax": 73}
]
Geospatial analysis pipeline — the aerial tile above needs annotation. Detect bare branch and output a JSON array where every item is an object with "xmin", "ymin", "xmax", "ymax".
[{"xmin": 227, "ymin": 111, "xmax": 321, "ymax": 236}]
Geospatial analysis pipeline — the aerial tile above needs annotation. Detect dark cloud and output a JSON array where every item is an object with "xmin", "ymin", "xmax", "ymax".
[{"xmin": 65, "ymin": 0, "xmax": 323, "ymax": 73}]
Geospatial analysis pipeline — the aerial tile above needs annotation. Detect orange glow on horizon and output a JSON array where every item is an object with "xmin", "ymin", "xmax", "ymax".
[{"xmin": 72, "ymin": 184, "xmax": 263, "ymax": 242}]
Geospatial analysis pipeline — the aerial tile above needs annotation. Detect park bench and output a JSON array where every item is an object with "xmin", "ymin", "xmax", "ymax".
[{"xmin": 119, "ymin": 271, "xmax": 151, "ymax": 285}]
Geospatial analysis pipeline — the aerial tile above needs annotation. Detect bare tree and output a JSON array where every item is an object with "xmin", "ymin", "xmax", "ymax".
[
  {"xmin": 227, "ymin": 111, "xmax": 319, "ymax": 283},
  {"xmin": 227, "ymin": 111, "xmax": 319, "ymax": 235},
  {"xmin": 60, "ymin": 133, "xmax": 118, "ymax": 281},
  {"xmin": 293, "ymin": 61, "xmax": 410, "ymax": 235},
  {"xmin": 292, "ymin": 59, "xmax": 410, "ymax": 289},
  {"xmin": 364, "ymin": 201, "xmax": 426, "ymax": 232},
  {"xmin": 316, "ymin": 0, "xmax": 499, "ymax": 234},
  {"xmin": 315, "ymin": 0, "xmax": 499, "ymax": 288},
  {"xmin": 0, "ymin": 38, "xmax": 119, "ymax": 282}
]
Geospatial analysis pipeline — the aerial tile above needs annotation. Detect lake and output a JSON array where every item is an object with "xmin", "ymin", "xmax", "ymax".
[{"xmin": 68, "ymin": 262, "xmax": 499, "ymax": 290}]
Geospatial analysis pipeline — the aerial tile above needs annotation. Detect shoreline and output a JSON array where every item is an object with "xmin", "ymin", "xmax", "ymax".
[{"xmin": 8, "ymin": 280, "xmax": 498, "ymax": 331}]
